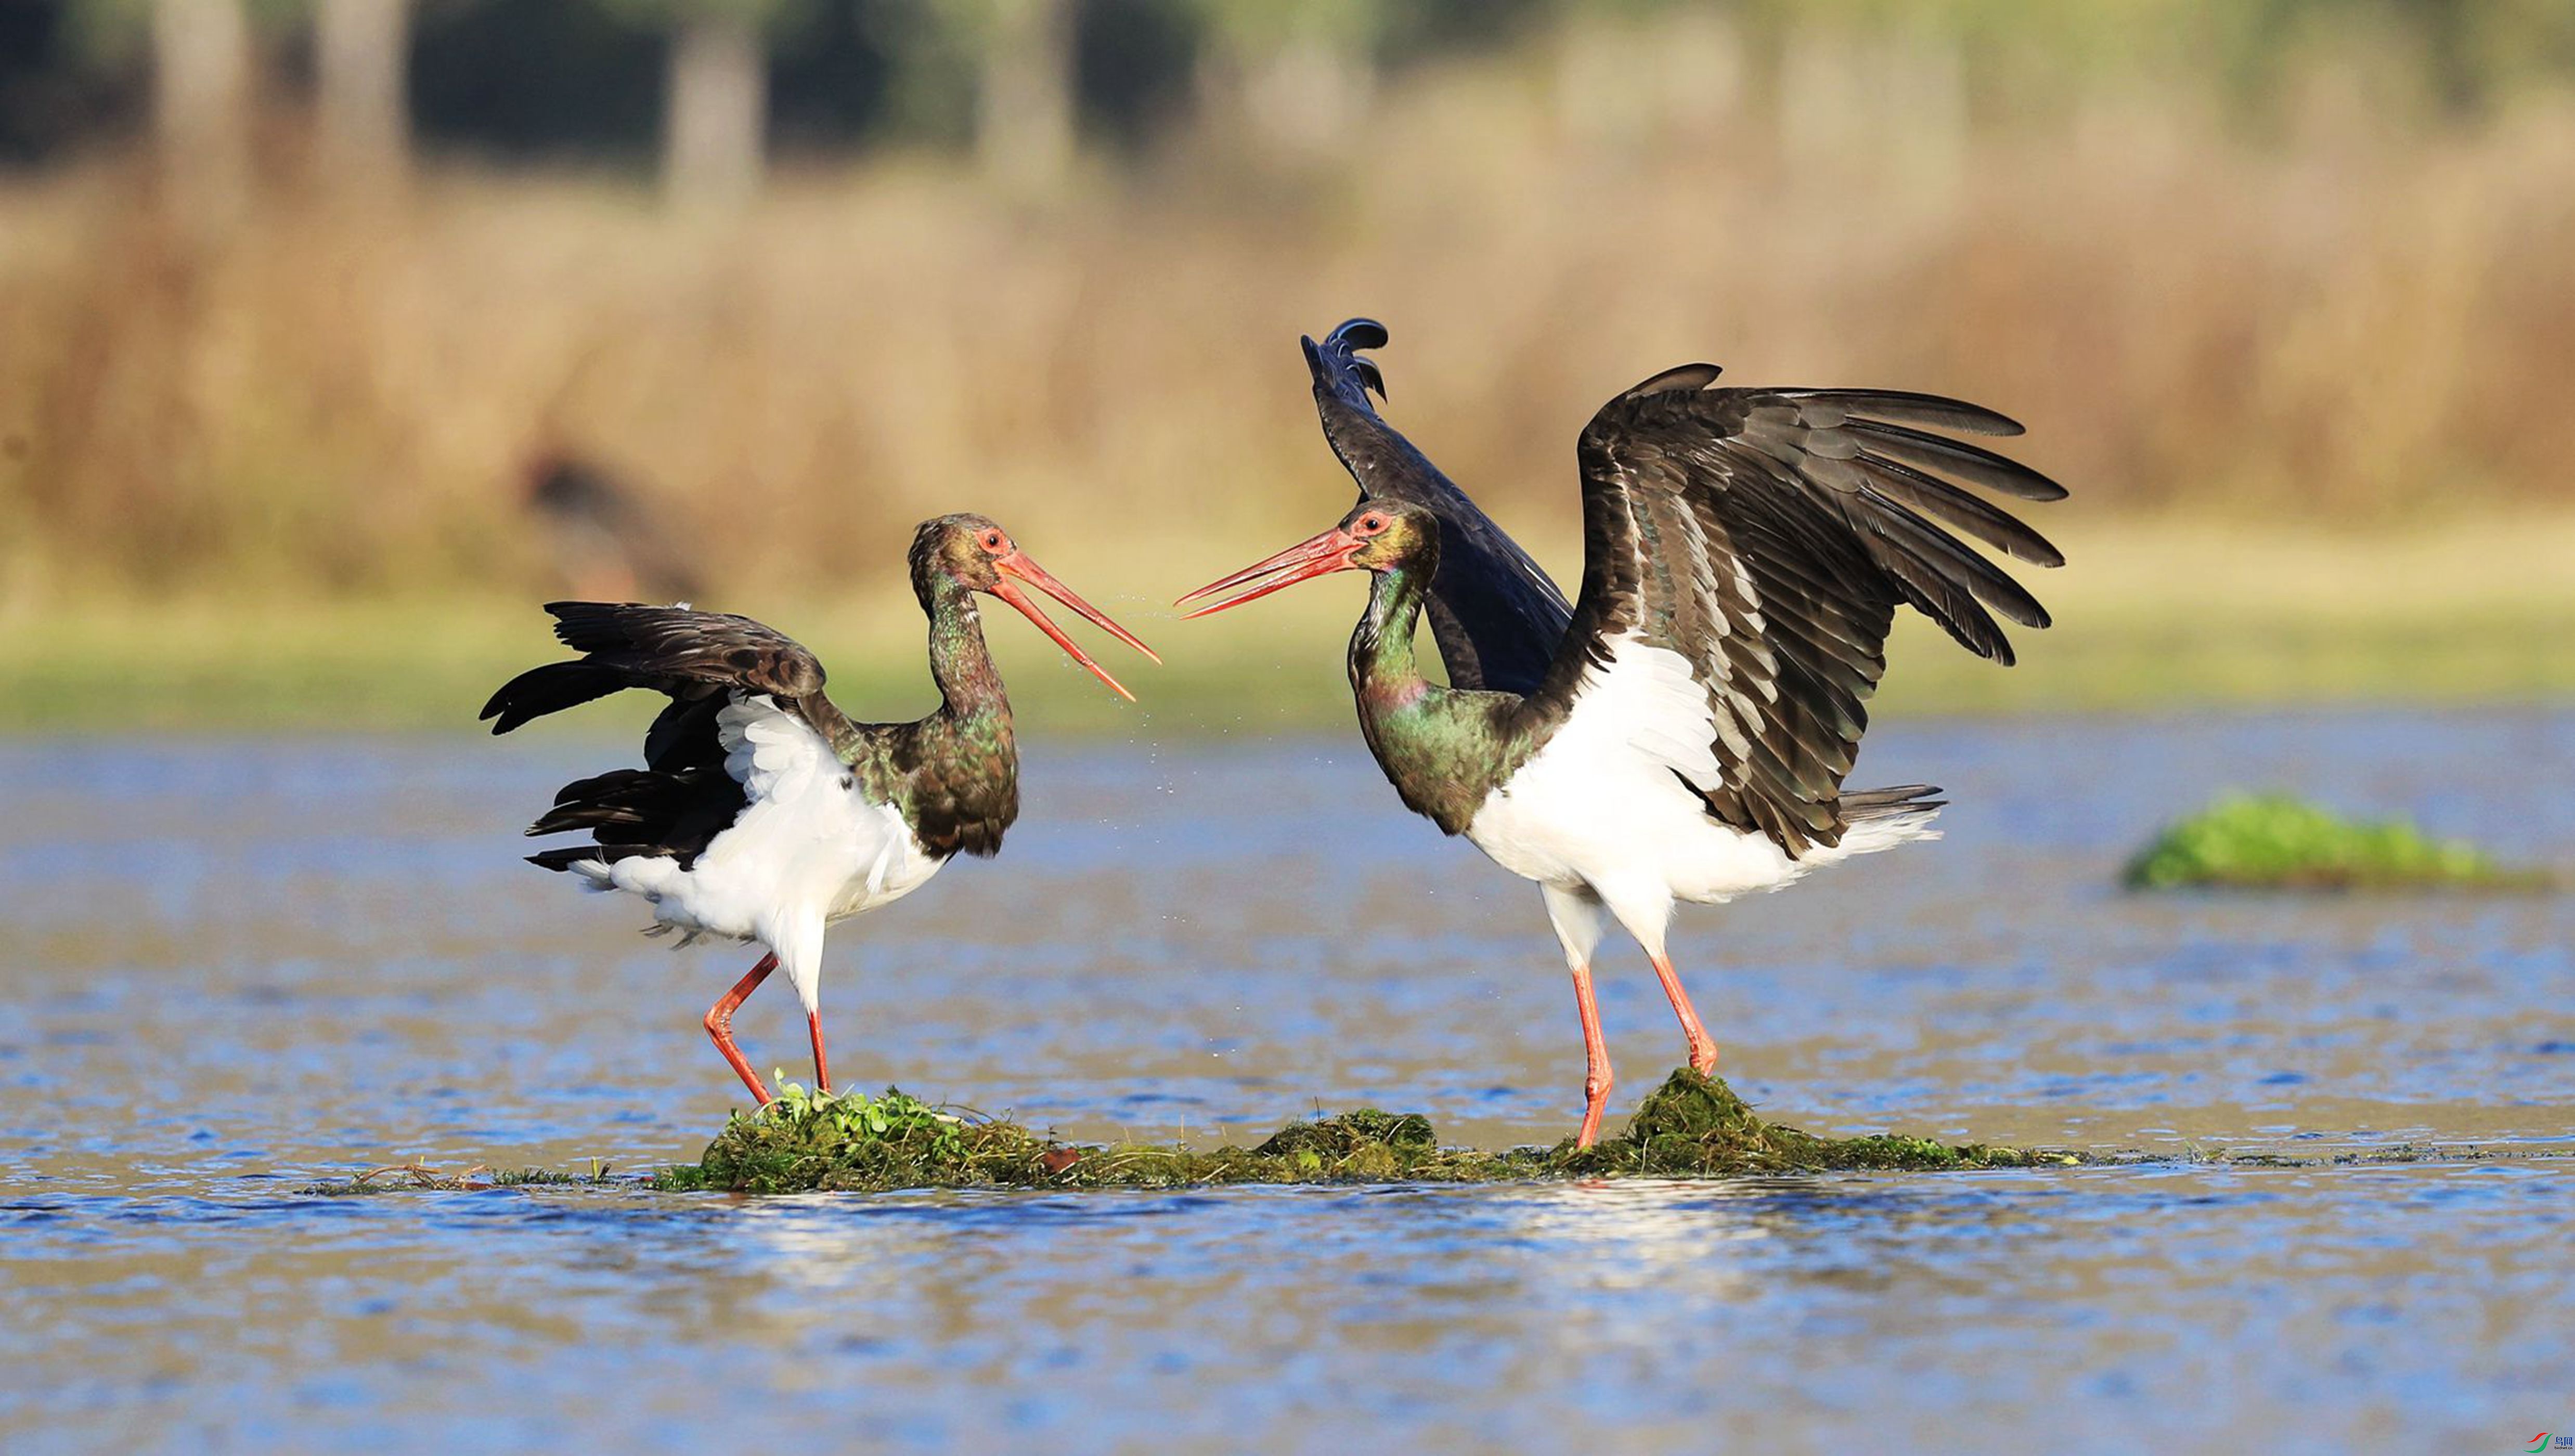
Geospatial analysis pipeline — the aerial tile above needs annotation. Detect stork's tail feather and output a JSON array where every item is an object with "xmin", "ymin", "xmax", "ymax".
[
  {"xmin": 1842, "ymin": 783, "xmax": 1947, "ymax": 820},
  {"xmin": 1836, "ymin": 783, "xmax": 1947, "ymax": 854},
  {"xmin": 526, "ymin": 845, "xmax": 629, "ymax": 874},
  {"xmin": 525, "ymin": 843, "xmax": 689, "ymax": 887}
]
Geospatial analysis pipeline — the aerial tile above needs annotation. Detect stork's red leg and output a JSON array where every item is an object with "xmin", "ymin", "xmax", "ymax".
[
  {"xmin": 703, "ymin": 953, "xmax": 778, "ymax": 1105},
  {"xmin": 807, "ymin": 1010, "xmax": 833, "ymax": 1095},
  {"xmin": 1650, "ymin": 952, "xmax": 1719, "ymax": 1075},
  {"xmin": 1571, "ymin": 962, "xmax": 1614, "ymax": 1149}
]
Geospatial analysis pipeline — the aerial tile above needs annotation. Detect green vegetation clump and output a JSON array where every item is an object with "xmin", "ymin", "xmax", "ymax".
[
  {"xmin": 650, "ymin": 1084, "xmax": 1550, "ymax": 1193},
  {"xmin": 656, "ymin": 1083, "xmax": 1086, "ymax": 1194},
  {"xmin": 1557, "ymin": 1069, "xmax": 2059, "ymax": 1176},
  {"xmin": 2123, "ymin": 792, "xmax": 2545, "ymax": 891},
  {"xmin": 648, "ymin": 1074, "xmax": 2074, "ymax": 1195}
]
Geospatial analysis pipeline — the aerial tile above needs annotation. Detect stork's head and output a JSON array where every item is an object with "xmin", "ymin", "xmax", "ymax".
[
  {"xmin": 1177, "ymin": 500, "xmax": 1439, "ymax": 617},
  {"xmin": 909, "ymin": 513, "xmax": 1159, "ymax": 699}
]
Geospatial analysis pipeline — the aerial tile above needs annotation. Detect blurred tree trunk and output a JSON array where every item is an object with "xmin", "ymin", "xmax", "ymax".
[
  {"xmin": 152, "ymin": 0, "xmax": 254, "ymax": 229},
  {"xmin": 315, "ymin": 0, "xmax": 411, "ymax": 190},
  {"xmin": 666, "ymin": 4, "xmax": 767, "ymax": 210},
  {"xmin": 975, "ymin": 0, "xmax": 1075, "ymax": 194}
]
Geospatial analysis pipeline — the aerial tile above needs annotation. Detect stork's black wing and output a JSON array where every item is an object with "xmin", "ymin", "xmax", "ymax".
[
  {"xmin": 479, "ymin": 603, "xmax": 870, "ymax": 871},
  {"xmin": 1306, "ymin": 319, "xmax": 1572, "ymax": 695},
  {"xmin": 480, "ymin": 602, "xmax": 856, "ymax": 760},
  {"xmin": 1523, "ymin": 365, "xmax": 2067, "ymax": 857}
]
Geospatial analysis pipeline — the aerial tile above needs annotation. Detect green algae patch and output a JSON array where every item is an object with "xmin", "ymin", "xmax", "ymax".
[
  {"xmin": 654, "ymin": 1074, "xmax": 2073, "ymax": 1195},
  {"xmin": 2123, "ymin": 792, "xmax": 2547, "ymax": 892}
]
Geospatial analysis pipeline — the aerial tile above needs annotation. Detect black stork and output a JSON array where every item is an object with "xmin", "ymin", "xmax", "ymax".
[
  {"xmin": 480, "ymin": 514, "xmax": 1156, "ymax": 1106},
  {"xmin": 1184, "ymin": 322, "xmax": 2065, "ymax": 1146}
]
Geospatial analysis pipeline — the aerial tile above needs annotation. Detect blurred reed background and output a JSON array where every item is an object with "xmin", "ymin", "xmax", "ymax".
[{"xmin": 1, "ymin": 0, "xmax": 2570, "ymax": 730}]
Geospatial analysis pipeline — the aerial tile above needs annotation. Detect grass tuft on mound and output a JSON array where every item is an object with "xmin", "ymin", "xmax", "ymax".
[
  {"xmin": 647, "ymin": 1073, "xmax": 2074, "ymax": 1194},
  {"xmin": 296, "ymin": 1161, "xmax": 620, "ymax": 1196},
  {"xmin": 1557, "ymin": 1070, "xmax": 2054, "ymax": 1176},
  {"xmin": 2122, "ymin": 793, "xmax": 2546, "ymax": 891}
]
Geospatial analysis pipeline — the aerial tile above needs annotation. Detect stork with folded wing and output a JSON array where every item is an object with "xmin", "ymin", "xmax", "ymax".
[{"xmin": 484, "ymin": 514, "xmax": 1157, "ymax": 1106}]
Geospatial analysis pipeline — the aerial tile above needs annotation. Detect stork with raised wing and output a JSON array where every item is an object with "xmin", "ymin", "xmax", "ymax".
[
  {"xmin": 482, "ymin": 514, "xmax": 1156, "ymax": 1106},
  {"xmin": 1186, "ymin": 325, "xmax": 2064, "ymax": 1146}
]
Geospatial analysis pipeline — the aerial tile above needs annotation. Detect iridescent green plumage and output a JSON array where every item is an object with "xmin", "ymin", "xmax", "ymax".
[
  {"xmin": 838, "ymin": 550, "xmax": 1022, "ymax": 859},
  {"xmin": 1343, "ymin": 513, "xmax": 1536, "ymax": 836}
]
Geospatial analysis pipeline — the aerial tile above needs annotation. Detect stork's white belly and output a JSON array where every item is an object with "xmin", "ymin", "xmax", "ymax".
[
  {"xmin": 561, "ymin": 695, "xmax": 948, "ymax": 1010},
  {"xmin": 1461, "ymin": 631, "xmax": 1930, "ymax": 909},
  {"xmin": 826, "ymin": 816, "xmax": 947, "ymax": 922},
  {"xmin": 1465, "ymin": 738, "xmax": 1803, "ymax": 906},
  {"xmin": 587, "ymin": 775, "xmax": 944, "ymax": 943}
]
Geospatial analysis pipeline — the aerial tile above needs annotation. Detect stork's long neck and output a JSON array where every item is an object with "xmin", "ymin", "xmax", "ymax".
[
  {"xmin": 924, "ymin": 580, "xmax": 1015, "ymax": 743},
  {"xmin": 1350, "ymin": 562, "xmax": 1433, "ymax": 720},
  {"xmin": 1348, "ymin": 562, "xmax": 1522, "ymax": 835},
  {"xmin": 870, "ymin": 576, "xmax": 1021, "ymax": 858}
]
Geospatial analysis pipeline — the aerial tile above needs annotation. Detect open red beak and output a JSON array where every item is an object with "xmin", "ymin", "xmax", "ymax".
[
  {"xmin": 991, "ymin": 550, "xmax": 1160, "ymax": 701},
  {"xmin": 1176, "ymin": 526, "xmax": 1365, "ymax": 618}
]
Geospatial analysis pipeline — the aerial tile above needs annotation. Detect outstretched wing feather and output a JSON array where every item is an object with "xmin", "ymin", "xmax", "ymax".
[
  {"xmin": 482, "ymin": 603, "xmax": 856, "ymax": 760},
  {"xmin": 483, "ymin": 603, "xmax": 876, "ymax": 870},
  {"xmin": 1528, "ymin": 380, "xmax": 2064, "ymax": 856}
]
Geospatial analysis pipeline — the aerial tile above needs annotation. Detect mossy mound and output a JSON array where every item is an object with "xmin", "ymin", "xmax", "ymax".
[
  {"xmin": 1558, "ymin": 1069, "xmax": 2058, "ymax": 1176},
  {"xmin": 653, "ymin": 1084, "xmax": 1556, "ymax": 1193},
  {"xmin": 658, "ymin": 1083, "xmax": 1062, "ymax": 1194},
  {"xmin": 652, "ymin": 1072, "xmax": 2073, "ymax": 1195},
  {"xmin": 2123, "ymin": 792, "xmax": 2546, "ymax": 892}
]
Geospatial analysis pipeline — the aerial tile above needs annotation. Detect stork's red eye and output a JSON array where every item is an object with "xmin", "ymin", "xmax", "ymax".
[
  {"xmin": 980, "ymin": 530, "xmax": 1005, "ymax": 552},
  {"xmin": 1356, "ymin": 514, "xmax": 1387, "ymax": 535}
]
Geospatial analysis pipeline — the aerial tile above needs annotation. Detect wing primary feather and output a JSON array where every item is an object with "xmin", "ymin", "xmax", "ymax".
[
  {"xmin": 1790, "ymin": 389, "xmax": 2027, "ymax": 437},
  {"xmin": 1855, "ymin": 454, "xmax": 2065, "ymax": 566},
  {"xmin": 1855, "ymin": 495, "xmax": 2052, "ymax": 632},
  {"xmin": 1878, "ymin": 540, "xmax": 2015, "ymax": 662},
  {"xmin": 1839, "ymin": 419, "xmax": 2068, "ymax": 500}
]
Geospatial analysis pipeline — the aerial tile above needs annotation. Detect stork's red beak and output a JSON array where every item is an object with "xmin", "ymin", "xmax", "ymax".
[
  {"xmin": 991, "ymin": 550, "xmax": 1160, "ymax": 701},
  {"xmin": 1177, "ymin": 527, "xmax": 1366, "ymax": 618}
]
